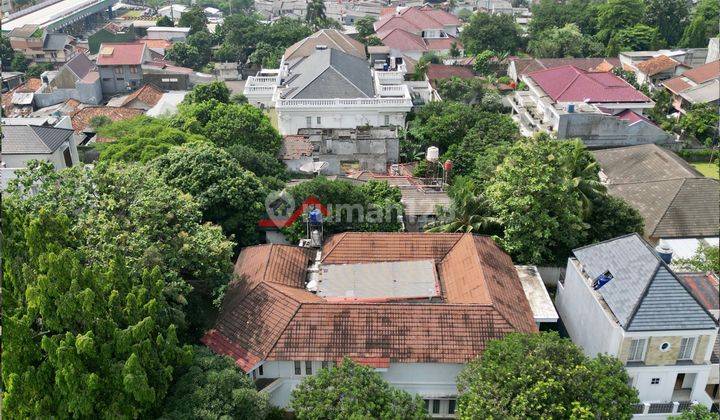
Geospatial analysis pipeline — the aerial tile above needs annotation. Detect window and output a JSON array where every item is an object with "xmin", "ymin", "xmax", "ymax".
[
  {"xmin": 114, "ymin": 66, "xmax": 123, "ymax": 75},
  {"xmin": 130, "ymin": 66, "xmax": 137, "ymax": 74},
  {"xmin": 294, "ymin": 361, "xmax": 301, "ymax": 375},
  {"xmin": 432, "ymin": 400, "xmax": 440, "ymax": 414},
  {"xmin": 448, "ymin": 399, "xmax": 456, "ymax": 415},
  {"xmin": 627, "ymin": 338, "xmax": 647, "ymax": 362},
  {"xmin": 258, "ymin": 365, "xmax": 264, "ymax": 376},
  {"xmin": 651, "ymin": 378, "xmax": 660, "ymax": 385},
  {"xmin": 305, "ymin": 361, "xmax": 312, "ymax": 375},
  {"xmin": 384, "ymin": 115, "xmax": 390, "ymax": 125},
  {"xmin": 660, "ymin": 342, "xmax": 671, "ymax": 352},
  {"xmin": 423, "ymin": 400, "xmax": 430, "ymax": 412},
  {"xmin": 63, "ymin": 147, "xmax": 73, "ymax": 167},
  {"xmin": 678, "ymin": 337, "xmax": 696, "ymax": 360},
  {"xmin": 306, "ymin": 116, "xmax": 312, "ymax": 127},
  {"xmin": 316, "ymin": 116, "xmax": 321, "ymax": 124}
]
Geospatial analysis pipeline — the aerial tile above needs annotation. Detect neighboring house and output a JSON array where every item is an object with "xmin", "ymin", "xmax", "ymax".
[
  {"xmin": 374, "ymin": 6, "xmax": 462, "ymax": 61},
  {"xmin": 33, "ymin": 53, "xmax": 103, "ymax": 108},
  {"xmin": 96, "ymin": 42, "xmax": 150, "ymax": 95},
  {"xmin": 507, "ymin": 57, "xmax": 621, "ymax": 82},
  {"xmin": 106, "ymin": 83, "xmax": 164, "ymax": 110},
  {"xmin": 592, "ymin": 144, "xmax": 720, "ymax": 256},
  {"xmin": 349, "ymin": 171, "xmax": 453, "ymax": 232},
  {"xmin": 1, "ymin": 71, "xmax": 24, "ymax": 92},
  {"xmin": 425, "ymin": 64, "xmax": 475, "ymax": 100},
  {"xmin": 620, "ymin": 49, "xmax": 709, "ymax": 74},
  {"xmin": 70, "ymin": 106, "xmax": 143, "ymax": 140},
  {"xmin": 254, "ymin": 0, "xmax": 307, "ymax": 20},
  {"xmin": 325, "ymin": 0, "xmax": 383, "ymax": 25},
  {"xmin": 282, "ymin": 29, "xmax": 366, "ymax": 64},
  {"xmin": 140, "ymin": 60, "xmax": 211, "ymax": 90},
  {"xmin": 8, "ymin": 25, "xmax": 75, "ymax": 64},
  {"xmin": 138, "ymin": 38, "xmax": 173, "ymax": 56},
  {"xmin": 662, "ymin": 60, "xmax": 720, "ymax": 114},
  {"xmin": 145, "ymin": 26, "xmax": 191, "ymax": 42},
  {"xmin": 280, "ymin": 126, "xmax": 399, "ymax": 174},
  {"xmin": 203, "ymin": 6, "xmax": 223, "ymax": 21},
  {"xmin": 555, "ymin": 234, "xmax": 718, "ymax": 416},
  {"xmin": 88, "ymin": 22, "xmax": 138, "ymax": 54},
  {"xmin": 509, "ymin": 65, "xmax": 674, "ymax": 148},
  {"xmin": 1, "ymin": 125, "xmax": 79, "ymax": 187},
  {"xmin": 629, "ymin": 55, "xmax": 690, "ymax": 90},
  {"xmin": 675, "ymin": 272, "xmax": 720, "ymax": 408},
  {"xmin": 145, "ymin": 90, "xmax": 188, "ymax": 117},
  {"xmin": 1, "ymin": 77, "xmax": 42, "ymax": 117},
  {"xmin": 157, "ymin": 4, "xmax": 188, "ymax": 20},
  {"xmin": 204, "ymin": 232, "xmax": 551, "ymax": 415},
  {"xmin": 245, "ymin": 46, "xmax": 413, "ymax": 135}
]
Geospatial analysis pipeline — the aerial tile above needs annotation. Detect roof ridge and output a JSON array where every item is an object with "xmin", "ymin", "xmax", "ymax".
[
  {"xmin": 261, "ymin": 244, "xmax": 276, "ymax": 283},
  {"xmin": 262, "ymin": 288, "xmax": 304, "ymax": 360},
  {"xmin": 554, "ymin": 67, "xmax": 583, "ymax": 100},
  {"xmin": 28, "ymin": 126, "xmax": 53, "ymax": 153},
  {"xmin": 651, "ymin": 178, "xmax": 688, "ymax": 237},
  {"xmin": 321, "ymin": 232, "xmax": 348, "ymax": 262},
  {"xmin": 625, "ymin": 261, "xmax": 662, "ymax": 328},
  {"xmin": 572, "ymin": 232, "xmax": 641, "ymax": 254},
  {"xmin": 327, "ymin": 64, "xmax": 371, "ymax": 98}
]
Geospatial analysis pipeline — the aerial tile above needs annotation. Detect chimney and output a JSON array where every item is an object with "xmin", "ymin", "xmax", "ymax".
[{"xmin": 655, "ymin": 240, "xmax": 673, "ymax": 264}]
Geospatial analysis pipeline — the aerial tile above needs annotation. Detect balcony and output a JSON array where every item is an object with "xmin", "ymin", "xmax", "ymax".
[
  {"xmin": 276, "ymin": 97, "xmax": 413, "ymax": 108},
  {"xmin": 633, "ymin": 401, "xmax": 699, "ymax": 416}
]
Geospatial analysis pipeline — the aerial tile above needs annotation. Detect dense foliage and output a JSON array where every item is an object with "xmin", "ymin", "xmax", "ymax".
[
  {"xmin": 290, "ymin": 358, "xmax": 428, "ymax": 419},
  {"xmin": 678, "ymin": 103, "xmax": 720, "ymax": 147},
  {"xmin": 151, "ymin": 143, "xmax": 268, "ymax": 247},
  {"xmin": 461, "ymin": 12, "xmax": 522, "ymax": 54},
  {"xmin": 160, "ymin": 346, "xmax": 269, "ymax": 419},
  {"xmin": 282, "ymin": 177, "xmax": 403, "ymax": 242},
  {"xmin": 457, "ymin": 332, "xmax": 639, "ymax": 419},
  {"xmin": 435, "ymin": 76, "xmax": 485, "ymax": 104},
  {"xmin": 674, "ymin": 244, "xmax": 720, "ymax": 273}
]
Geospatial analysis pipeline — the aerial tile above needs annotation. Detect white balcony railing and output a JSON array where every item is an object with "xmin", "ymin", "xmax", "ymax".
[
  {"xmin": 247, "ymin": 75, "xmax": 280, "ymax": 85},
  {"xmin": 378, "ymin": 84, "xmax": 407, "ymax": 96},
  {"xmin": 276, "ymin": 97, "xmax": 413, "ymax": 108},
  {"xmin": 375, "ymin": 70, "xmax": 404, "ymax": 85},
  {"xmin": 244, "ymin": 85, "xmax": 276, "ymax": 93}
]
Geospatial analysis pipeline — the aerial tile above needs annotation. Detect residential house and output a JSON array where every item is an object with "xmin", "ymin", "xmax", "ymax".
[
  {"xmin": 675, "ymin": 272, "xmax": 719, "ymax": 407},
  {"xmin": 145, "ymin": 26, "xmax": 191, "ymax": 42},
  {"xmin": 592, "ymin": 144, "xmax": 719, "ymax": 256},
  {"xmin": 629, "ymin": 55, "xmax": 690, "ymax": 90},
  {"xmin": 1, "ymin": 77, "xmax": 42, "ymax": 117},
  {"xmin": 426, "ymin": 64, "xmax": 475, "ymax": 100},
  {"xmin": 1, "ymin": 71, "xmax": 24, "ymax": 92},
  {"xmin": 203, "ymin": 6, "xmax": 223, "ymax": 21},
  {"xmin": 157, "ymin": 4, "xmax": 188, "ymax": 21},
  {"xmin": 96, "ymin": 42, "xmax": 150, "ymax": 95},
  {"xmin": 33, "ymin": 53, "xmax": 103, "ymax": 108},
  {"xmin": 106, "ymin": 83, "xmax": 164, "ymax": 110},
  {"xmin": 70, "ymin": 106, "xmax": 143, "ymax": 142},
  {"xmin": 8, "ymin": 24, "xmax": 75, "ymax": 64},
  {"xmin": 138, "ymin": 38, "xmax": 173, "ymax": 56},
  {"xmin": 620, "ymin": 49, "xmax": 709, "ymax": 74},
  {"xmin": 88, "ymin": 22, "xmax": 138, "ymax": 54},
  {"xmin": 555, "ymin": 234, "xmax": 718, "ymax": 416},
  {"xmin": 283, "ymin": 29, "xmax": 366, "ymax": 63},
  {"xmin": 662, "ymin": 61, "xmax": 720, "ymax": 114},
  {"xmin": 374, "ymin": 6, "xmax": 462, "ymax": 61},
  {"xmin": 244, "ymin": 46, "xmax": 413, "ymax": 135},
  {"xmin": 145, "ymin": 90, "xmax": 188, "ymax": 117},
  {"xmin": 509, "ymin": 65, "xmax": 674, "ymax": 148},
  {"xmin": 1, "ymin": 125, "xmax": 79, "ymax": 187},
  {"xmin": 204, "ymin": 232, "xmax": 553, "ymax": 415},
  {"xmin": 254, "ymin": 0, "xmax": 307, "ymax": 20},
  {"xmin": 325, "ymin": 0, "xmax": 383, "ymax": 25},
  {"xmin": 280, "ymin": 126, "xmax": 399, "ymax": 174},
  {"xmin": 507, "ymin": 57, "xmax": 621, "ymax": 82}
]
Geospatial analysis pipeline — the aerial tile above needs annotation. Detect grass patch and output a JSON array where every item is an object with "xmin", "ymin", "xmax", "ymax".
[{"xmin": 692, "ymin": 162, "xmax": 720, "ymax": 179}]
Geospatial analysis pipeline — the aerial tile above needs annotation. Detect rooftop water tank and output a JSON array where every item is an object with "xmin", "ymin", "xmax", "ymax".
[
  {"xmin": 426, "ymin": 146, "xmax": 439, "ymax": 163},
  {"xmin": 655, "ymin": 241, "xmax": 673, "ymax": 264}
]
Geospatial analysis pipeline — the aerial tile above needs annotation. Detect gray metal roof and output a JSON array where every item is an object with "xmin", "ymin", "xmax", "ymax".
[
  {"xmin": 283, "ymin": 48, "xmax": 374, "ymax": 99},
  {"xmin": 573, "ymin": 234, "xmax": 716, "ymax": 331},
  {"xmin": 2, "ymin": 125, "xmax": 73, "ymax": 154},
  {"xmin": 43, "ymin": 33, "xmax": 71, "ymax": 51},
  {"xmin": 64, "ymin": 53, "xmax": 96, "ymax": 79}
]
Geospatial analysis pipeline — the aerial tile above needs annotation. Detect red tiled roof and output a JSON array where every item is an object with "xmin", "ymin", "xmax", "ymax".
[
  {"xmin": 96, "ymin": 42, "xmax": 146, "ymax": 66},
  {"xmin": 677, "ymin": 272, "xmax": 719, "ymax": 314},
  {"xmin": 379, "ymin": 28, "xmax": 459, "ymax": 53},
  {"xmin": 119, "ymin": 83, "xmax": 164, "ymax": 107},
  {"xmin": 527, "ymin": 65, "xmax": 651, "ymax": 103},
  {"xmin": 426, "ymin": 64, "xmax": 474, "ymax": 82},
  {"xmin": 635, "ymin": 55, "xmax": 681, "ymax": 76},
  {"xmin": 662, "ymin": 60, "xmax": 720, "ymax": 94},
  {"xmin": 139, "ymin": 38, "xmax": 173, "ymax": 50},
  {"xmin": 70, "ymin": 106, "xmax": 143, "ymax": 132},
  {"xmin": 375, "ymin": 6, "xmax": 459, "ymax": 35},
  {"xmin": 513, "ymin": 58, "xmax": 620, "ymax": 77},
  {"xmin": 204, "ymin": 233, "xmax": 537, "ymax": 370},
  {"xmin": 614, "ymin": 109, "xmax": 655, "ymax": 126}
]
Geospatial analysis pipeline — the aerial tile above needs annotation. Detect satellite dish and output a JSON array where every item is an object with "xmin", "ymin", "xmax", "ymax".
[{"xmin": 299, "ymin": 161, "xmax": 328, "ymax": 175}]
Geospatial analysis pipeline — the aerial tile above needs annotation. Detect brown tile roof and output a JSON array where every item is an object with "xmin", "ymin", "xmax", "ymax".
[
  {"xmin": 635, "ymin": 55, "xmax": 681, "ymax": 76},
  {"xmin": 280, "ymin": 135, "xmax": 313, "ymax": 159},
  {"xmin": 2, "ymin": 78, "xmax": 42, "ymax": 115},
  {"xmin": 426, "ymin": 64, "xmax": 475, "ymax": 83},
  {"xmin": 205, "ymin": 233, "xmax": 537, "ymax": 370},
  {"xmin": 70, "ymin": 106, "xmax": 143, "ymax": 132},
  {"xmin": 514, "ymin": 57, "xmax": 620, "ymax": 77},
  {"xmin": 662, "ymin": 60, "xmax": 720, "ymax": 94},
  {"xmin": 139, "ymin": 38, "xmax": 173, "ymax": 50},
  {"xmin": 119, "ymin": 83, "xmax": 164, "ymax": 107},
  {"xmin": 677, "ymin": 272, "xmax": 719, "ymax": 315}
]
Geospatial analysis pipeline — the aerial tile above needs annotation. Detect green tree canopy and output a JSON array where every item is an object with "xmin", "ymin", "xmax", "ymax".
[
  {"xmin": 680, "ymin": 0, "xmax": 719, "ymax": 47},
  {"xmin": 435, "ymin": 76, "xmax": 485, "ymax": 104},
  {"xmin": 282, "ymin": 177, "xmax": 403, "ymax": 243},
  {"xmin": 457, "ymin": 332, "xmax": 639, "ymax": 419},
  {"xmin": 527, "ymin": 24, "xmax": 603, "ymax": 58},
  {"xmin": 678, "ymin": 103, "xmax": 720, "ymax": 147},
  {"xmin": 224, "ymin": 143, "xmax": 288, "ymax": 180},
  {"xmin": 355, "ymin": 15, "xmax": 377, "ymax": 41},
  {"xmin": 96, "ymin": 116, "xmax": 207, "ymax": 163},
  {"xmin": 175, "ymin": 100, "xmax": 282, "ymax": 153},
  {"xmin": 151, "ymin": 142, "xmax": 268, "ymax": 247},
  {"xmin": 607, "ymin": 24, "xmax": 665, "ymax": 55},
  {"xmin": 425, "ymin": 176, "xmax": 501, "ymax": 234},
  {"xmin": 290, "ymin": 358, "xmax": 428, "ymax": 419},
  {"xmin": 156, "ymin": 15, "xmax": 174, "ymax": 27},
  {"xmin": 528, "ymin": 0, "xmax": 598, "ymax": 37},
  {"xmin": 596, "ymin": 0, "xmax": 645, "ymax": 43},
  {"xmin": 676, "ymin": 403, "xmax": 717, "ymax": 419},
  {"xmin": 184, "ymin": 81, "xmax": 231, "ymax": 105},
  {"xmin": 160, "ymin": 346, "xmax": 269, "ymax": 419},
  {"xmin": 407, "ymin": 101, "xmax": 485, "ymax": 153},
  {"xmin": 166, "ymin": 42, "xmax": 204, "ymax": 69},
  {"xmin": 644, "ymin": 0, "xmax": 689, "ymax": 46},
  {"xmin": 674, "ymin": 244, "xmax": 720, "ymax": 273},
  {"xmin": 461, "ymin": 12, "xmax": 522, "ymax": 54},
  {"xmin": 1, "ymin": 161, "xmax": 244, "ymax": 417},
  {"xmin": 5, "ymin": 162, "xmax": 234, "ymax": 338},
  {"xmin": 178, "ymin": 5, "xmax": 209, "ymax": 35}
]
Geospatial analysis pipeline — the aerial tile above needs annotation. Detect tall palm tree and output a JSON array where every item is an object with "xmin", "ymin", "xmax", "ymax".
[
  {"xmin": 561, "ymin": 142, "xmax": 607, "ymax": 218},
  {"xmin": 425, "ymin": 177, "xmax": 502, "ymax": 233}
]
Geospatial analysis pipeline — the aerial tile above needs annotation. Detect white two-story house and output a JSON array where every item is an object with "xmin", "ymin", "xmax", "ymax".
[{"xmin": 556, "ymin": 234, "xmax": 718, "ymax": 417}]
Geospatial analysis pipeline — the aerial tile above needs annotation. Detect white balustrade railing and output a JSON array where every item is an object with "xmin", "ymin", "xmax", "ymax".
[
  {"xmin": 246, "ymin": 76, "xmax": 279, "ymax": 86},
  {"xmin": 277, "ymin": 97, "xmax": 413, "ymax": 108},
  {"xmin": 244, "ymin": 85, "xmax": 276, "ymax": 93}
]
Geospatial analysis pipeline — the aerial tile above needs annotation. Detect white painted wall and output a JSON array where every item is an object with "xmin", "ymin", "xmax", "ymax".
[
  {"xmin": 253, "ymin": 360, "xmax": 463, "ymax": 410},
  {"xmin": 555, "ymin": 258, "xmax": 623, "ymax": 358},
  {"xmin": 277, "ymin": 109, "xmax": 407, "ymax": 135}
]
